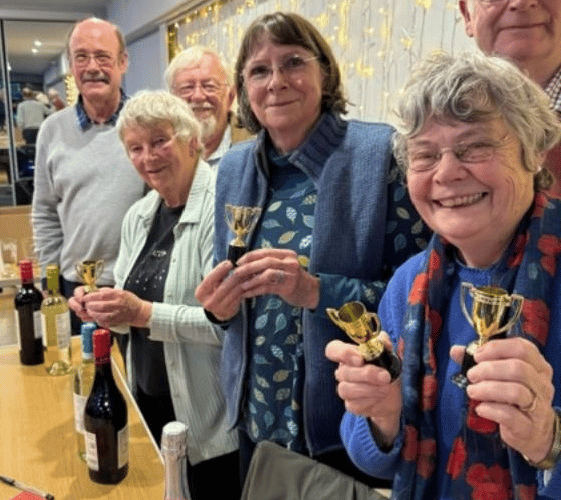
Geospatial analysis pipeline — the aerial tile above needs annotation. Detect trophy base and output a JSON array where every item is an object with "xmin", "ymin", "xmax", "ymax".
[
  {"xmin": 368, "ymin": 349, "xmax": 402, "ymax": 381},
  {"xmin": 228, "ymin": 245, "xmax": 246, "ymax": 266}
]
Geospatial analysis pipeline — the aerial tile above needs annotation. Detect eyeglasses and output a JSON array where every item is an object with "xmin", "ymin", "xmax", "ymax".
[
  {"xmin": 126, "ymin": 134, "xmax": 177, "ymax": 162},
  {"xmin": 174, "ymin": 80, "xmax": 226, "ymax": 97},
  {"xmin": 243, "ymin": 54, "xmax": 319, "ymax": 88},
  {"xmin": 407, "ymin": 136, "xmax": 510, "ymax": 172},
  {"xmin": 475, "ymin": 0, "xmax": 508, "ymax": 4},
  {"xmin": 71, "ymin": 51, "xmax": 116, "ymax": 68}
]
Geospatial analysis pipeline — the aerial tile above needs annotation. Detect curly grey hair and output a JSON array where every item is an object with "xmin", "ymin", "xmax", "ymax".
[
  {"xmin": 116, "ymin": 90, "xmax": 202, "ymax": 145},
  {"xmin": 392, "ymin": 50, "xmax": 561, "ymax": 191}
]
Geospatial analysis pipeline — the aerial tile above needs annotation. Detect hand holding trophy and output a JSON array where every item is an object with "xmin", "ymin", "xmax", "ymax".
[
  {"xmin": 75, "ymin": 259, "xmax": 104, "ymax": 294},
  {"xmin": 224, "ymin": 204, "xmax": 262, "ymax": 265},
  {"xmin": 451, "ymin": 283, "xmax": 523, "ymax": 390},
  {"xmin": 327, "ymin": 301, "xmax": 401, "ymax": 381}
]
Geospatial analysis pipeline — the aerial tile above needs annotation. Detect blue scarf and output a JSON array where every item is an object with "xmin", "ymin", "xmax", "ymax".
[{"xmin": 393, "ymin": 193, "xmax": 561, "ymax": 500}]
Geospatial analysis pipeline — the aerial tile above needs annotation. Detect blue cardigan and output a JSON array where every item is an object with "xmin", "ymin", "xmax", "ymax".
[{"xmin": 214, "ymin": 111, "xmax": 430, "ymax": 455}]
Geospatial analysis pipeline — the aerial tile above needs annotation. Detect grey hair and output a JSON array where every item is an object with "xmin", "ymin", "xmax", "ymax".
[
  {"xmin": 392, "ymin": 50, "xmax": 561, "ymax": 191},
  {"xmin": 165, "ymin": 45, "xmax": 232, "ymax": 91},
  {"xmin": 116, "ymin": 90, "xmax": 202, "ymax": 145}
]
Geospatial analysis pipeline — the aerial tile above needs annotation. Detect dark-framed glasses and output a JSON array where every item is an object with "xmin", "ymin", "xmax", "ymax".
[
  {"xmin": 243, "ymin": 54, "xmax": 319, "ymax": 88},
  {"xmin": 175, "ymin": 80, "xmax": 226, "ymax": 97},
  {"xmin": 71, "ymin": 51, "xmax": 116, "ymax": 68},
  {"xmin": 408, "ymin": 136, "xmax": 510, "ymax": 172}
]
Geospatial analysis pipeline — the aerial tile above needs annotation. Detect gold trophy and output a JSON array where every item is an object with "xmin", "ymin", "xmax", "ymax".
[
  {"xmin": 75, "ymin": 259, "xmax": 104, "ymax": 294},
  {"xmin": 452, "ymin": 283, "xmax": 524, "ymax": 389},
  {"xmin": 225, "ymin": 204, "xmax": 262, "ymax": 265},
  {"xmin": 327, "ymin": 301, "xmax": 401, "ymax": 380}
]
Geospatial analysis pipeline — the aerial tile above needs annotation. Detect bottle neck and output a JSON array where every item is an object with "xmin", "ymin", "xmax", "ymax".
[{"xmin": 163, "ymin": 451, "xmax": 190, "ymax": 500}]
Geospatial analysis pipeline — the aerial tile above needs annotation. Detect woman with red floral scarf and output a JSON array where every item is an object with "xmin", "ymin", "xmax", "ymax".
[{"xmin": 326, "ymin": 51, "xmax": 561, "ymax": 500}]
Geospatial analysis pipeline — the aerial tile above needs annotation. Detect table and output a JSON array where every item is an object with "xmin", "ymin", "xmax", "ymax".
[{"xmin": 0, "ymin": 339, "xmax": 164, "ymax": 500}]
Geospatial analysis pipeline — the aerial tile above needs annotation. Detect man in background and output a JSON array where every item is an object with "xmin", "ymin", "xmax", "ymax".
[
  {"xmin": 16, "ymin": 87, "xmax": 50, "ymax": 144},
  {"xmin": 460, "ymin": 0, "xmax": 561, "ymax": 194},
  {"xmin": 32, "ymin": 17, "xmax": 145, "ymax": 333},
  {"xmin": 165, "ymin": 46, "xmax": 240, "ymax": 167}
]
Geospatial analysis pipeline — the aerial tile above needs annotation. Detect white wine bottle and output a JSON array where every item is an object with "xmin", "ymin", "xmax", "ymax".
[
  {"xmin": 41, "ymin": 264, "xmax": 72, "ymax": 375},
  {"xmin": 74, "ymin": 321, "xmax": 96, "ymax": 462},
  {"xmin": 162, "ymin": 422, "xmax": 191, "ymax": 500}
]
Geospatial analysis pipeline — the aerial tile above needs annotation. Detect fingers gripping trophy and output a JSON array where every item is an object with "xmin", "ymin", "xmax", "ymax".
[
  {"xmin": 451, "ymin": 283, "xmax": 524, "ymax": 390},
  {"xmin": 327, "ymin": 301, "xmax": 402, "ymax": 381}
]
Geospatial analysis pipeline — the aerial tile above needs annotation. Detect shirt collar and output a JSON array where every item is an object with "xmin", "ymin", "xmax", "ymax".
[
  {"xmin": 75, "ymin": 89, "xmax": 127, "ymax": 131},
  {"xmin": 544, "ymin": 65, "xmax": 561, "ymax": 114},
  {"xmin": 206, "ymin": 125, "xmax": 232, "ymax": 167}
]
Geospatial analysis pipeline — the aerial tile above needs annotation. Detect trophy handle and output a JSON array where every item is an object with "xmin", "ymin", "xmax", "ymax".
[
  {"xmin": 460, "ymin": 282, "xmax": 475, "ymax": 330},
  {"xmin": 367, "ymin": 312, "xmax": 381, "ymax": 336},
  {"xmin": 74, "ymin": 262, "xmax": 84, "ymax": 279},
  {"xmin": 95, "ymin": 260, "xmax": 104, "ymax": 280},
  {"xmin": 326, "ymin": 308, "xmax": 343, "ymax": 330},
  {"xmin": 495, "ymin": 293, "xmax": 524, "ymax": 335}
]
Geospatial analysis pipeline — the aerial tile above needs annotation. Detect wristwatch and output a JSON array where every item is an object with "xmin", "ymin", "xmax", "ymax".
[{"xmin": 526, "ymin": 409, "xmax": 561, "ymax": 469}]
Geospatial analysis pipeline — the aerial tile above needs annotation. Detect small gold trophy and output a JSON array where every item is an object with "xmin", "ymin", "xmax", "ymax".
[
  {"xmin": 452, "ymin": 283, "xmax": 524, "ymax": 389},
  {"xmin": 75, "ymin": 259, "xmax": 104, "ymax": 294},
  {"xmin": 225, "ymin": 204, "xmax": 262, "ymax": 265},
  {"xmin": 327, "ymin": 301, "xmax": 401, "ymax": 380}
]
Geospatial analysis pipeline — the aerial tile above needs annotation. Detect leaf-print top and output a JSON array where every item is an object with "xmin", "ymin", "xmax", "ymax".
[{"xmin": 243, "ymin": 161, "xmax": 316, "ymax": 453}]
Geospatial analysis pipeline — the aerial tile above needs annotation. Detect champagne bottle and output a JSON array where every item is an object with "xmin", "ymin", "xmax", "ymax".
[
  {"xmin": 41, "ymin": 264, "xmax": 72, "ymax": 375},
  {"xmin": 14, "ymin": 260, "xmax": 44, "ymax": 366},
  {"xmin": 73, "ymin": 321, "xmax": 96, "ymax": 462},
  {"xmin": 84, "ymin": 328, "xmax": 129, "ymax": 484},
  {"xmin": 162, "ymin": 422, "xmax": 191, "ymax": 500}
]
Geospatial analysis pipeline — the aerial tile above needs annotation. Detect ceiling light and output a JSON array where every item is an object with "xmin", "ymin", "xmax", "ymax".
[
  {"xmin": 31, "ymin": 47, "xmax": 38, "ymax": 54},
  {"xmin": 34, "ymin": 40, "xmax": 42, "ymax": 47}
]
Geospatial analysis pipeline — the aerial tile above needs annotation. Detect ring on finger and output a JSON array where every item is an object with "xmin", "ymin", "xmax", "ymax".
[
  {"xmin": 519, "ymin": 389, "xmax": 538, "ymax": 413},
  {"xmin": 276, "ymin": 270, "xmax": 285, "ymax": 284}
]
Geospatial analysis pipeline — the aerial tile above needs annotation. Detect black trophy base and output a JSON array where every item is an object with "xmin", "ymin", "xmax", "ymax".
[
  {"xmin": 368, "ymin": 349, "xmax": 402, "ymax": 381},
  {"xmin": 228, "ymin": 245, "xmax": 245, "ymax": 266},
  {"xmin": 451, "ymin": 341, "xmax": 478, "ymax": 390}
]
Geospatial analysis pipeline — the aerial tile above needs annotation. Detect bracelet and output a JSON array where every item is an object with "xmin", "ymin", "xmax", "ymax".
[{"xmin": 525, "ymin": 409, "xmax": 561, "ymax": 470}]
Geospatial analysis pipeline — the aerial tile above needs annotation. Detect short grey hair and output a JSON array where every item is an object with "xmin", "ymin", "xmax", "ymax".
[
  {"xmin": 116, "ymin": 90, "xmax": 202, "ymax": 144},
  {"xmin": 392, "ymin": 51, "xmax": 561, "ymax": 191},
  {"xmin": 165, "ymin": 45, "xmax": 232, "ymax": 91}
]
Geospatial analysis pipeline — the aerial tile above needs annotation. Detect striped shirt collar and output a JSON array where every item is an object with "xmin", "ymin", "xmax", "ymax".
[
  {"xmin": 544, "ymin": 65, "xmax": 561, "ymax": 114},
  {"xmin": 75, "ymin": 89, "xmax": 127, "ymax": 131}
]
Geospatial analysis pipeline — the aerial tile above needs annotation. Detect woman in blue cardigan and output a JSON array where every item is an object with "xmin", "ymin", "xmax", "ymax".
[
  {"xmin": 195, "ymin": 11, "xmax": 430, "ymax": 485},
  {"xmin": 326, "ymin": 51, "xmax": 561, "ymax": 499}
]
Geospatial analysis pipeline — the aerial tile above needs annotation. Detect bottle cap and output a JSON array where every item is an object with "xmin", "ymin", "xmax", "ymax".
[
  {"xmin": 80, "ymin": 322, "xmax": 96, "ymax": 356},
  {"xmin": 161, "ymin": 421, "xmax": 188, "ymax": 456},
  {"xmin": 92, "ymin": 328, "xmax": 111, "ymax": 363},
  {"xmin": 19, "ymin": 260, "xmax": 33, "ymax": 283}
]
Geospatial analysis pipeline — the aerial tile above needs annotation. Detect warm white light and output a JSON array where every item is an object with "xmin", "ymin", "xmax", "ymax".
[
  {"xmin": 34, "ymin": 40, "xmax": 42, "ymax": 47},
  {"xmin": 31, "ymin": 47, "xmax": 39, "ymax": 54}
]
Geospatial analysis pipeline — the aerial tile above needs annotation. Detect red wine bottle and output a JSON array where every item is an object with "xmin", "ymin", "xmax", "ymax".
[
  {"xmin": 84, "ymin": 328, "xmax": 128, "ymax": 484},
  {"xmin": 14, "ymin": 260, "xmax": 44, "ymax": 365}
]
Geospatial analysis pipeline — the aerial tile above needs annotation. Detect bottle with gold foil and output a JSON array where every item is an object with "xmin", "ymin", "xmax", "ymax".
[{"xmin": 41, "ymin": 264, "xmax": 72, "ymax": 375}]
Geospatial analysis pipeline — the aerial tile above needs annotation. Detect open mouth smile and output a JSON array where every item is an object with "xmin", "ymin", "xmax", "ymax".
[{"xmin": 436, "ymin": 192, "xmax": 486, "ymax": 208}]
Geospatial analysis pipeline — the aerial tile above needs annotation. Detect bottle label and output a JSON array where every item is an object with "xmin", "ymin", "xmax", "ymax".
[
  {"xmin": 118, "ymin": 425, "xmax": 129, "ymax": 469},
  {"xmin": 55, "ymin": 312, "xmax": 71, "ymax": 349},
  {"xmin": 33, "ymin": 311, "xmax": 42, "ymax": 340},
  {"xmin": 73, "ymin": 392, "xmax": 87, "ymax": 433},
  {"xmin": 85, "ymin": 431, "xmax": 99, "ymax": 471}
]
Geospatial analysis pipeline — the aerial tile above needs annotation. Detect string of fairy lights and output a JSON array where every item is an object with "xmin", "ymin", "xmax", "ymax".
[{"xmin": 166, "ymin": 0, "xmax": 473, "ymax": 122}]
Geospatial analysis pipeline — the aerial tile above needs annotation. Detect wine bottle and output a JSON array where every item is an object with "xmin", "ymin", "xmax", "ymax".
[
  {"xmin": 161, "ymin": 422, "xmax": 191, "ymax": 500},
  {"xmin": 84, "ymin": 328, "xmax": 129, "ymax": 484},
  {"xmin": 73, "ymin": 321, "xmax": 96, "ymax": 462},
  {"xmin": 14, "ymin": 260, "xmax": 44, "ymax": 366},
  {"xmin": 40, "ymin": 264, "xmax": 72, "ymax": 375}
]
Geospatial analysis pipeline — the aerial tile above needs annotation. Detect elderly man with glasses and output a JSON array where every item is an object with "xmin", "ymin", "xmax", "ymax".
[
  {"xmin": 32, "ymin": 18, "xmax": 145, "ymax": 336},
  {"xmin": 165, "ymin": 46, "xmax": 251, "ymax": 167},
  {"xmin": 459, "ymin": 0, "xmax": 561, "ymax": 195}
]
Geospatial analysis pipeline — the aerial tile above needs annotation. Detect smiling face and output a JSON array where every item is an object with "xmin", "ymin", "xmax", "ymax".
[
  {"xmin": 68, "ymin": 19, "xmax": 128, "ymax": 106},
  {"xmin": 123, "ymin": 122, "xmax": 197, "ymax": 207},
  {"xmin": 243, "ymin": 36, "xmax": 324, "ymax": 153},
  {"xmin": 459, "ymin": 0, "xmax": 561, "ymax": 84},
  {"xmin": 406, "ymin": 117, "xmax": 536, "ymax": 267}
]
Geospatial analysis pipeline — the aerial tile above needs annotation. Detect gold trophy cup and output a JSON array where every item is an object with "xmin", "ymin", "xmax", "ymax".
[
  {"xmin": 327, "ymin": 301, "xmax": 401, "ymax": 380},
  {"xmin": 451, "ymin": 283, "xmax": 524, "ymax": 389},
  {"xmin": 75, "ymin": 259, "xmax": 104, "ymax": 294},
  {"xmin": 225, "ymin": 204, "xmax": 262, "ymax": 265}
]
